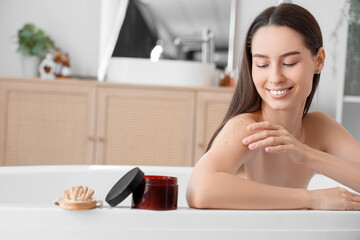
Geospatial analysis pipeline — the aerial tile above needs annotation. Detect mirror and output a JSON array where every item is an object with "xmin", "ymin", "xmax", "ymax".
[{"xmin": 99, "ymin": 0, "xmax": 232, "ymax": 75}]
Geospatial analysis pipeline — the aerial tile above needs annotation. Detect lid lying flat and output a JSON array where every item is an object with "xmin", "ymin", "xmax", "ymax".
[{"xmin": 105, "ymin": 167, "xmax": 144, "ymax": 207}]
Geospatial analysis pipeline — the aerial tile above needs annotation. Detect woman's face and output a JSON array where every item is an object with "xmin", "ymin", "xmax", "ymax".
[{"xmin": 251, "ymin": 25, "xmax": 320, "ymax": 112}]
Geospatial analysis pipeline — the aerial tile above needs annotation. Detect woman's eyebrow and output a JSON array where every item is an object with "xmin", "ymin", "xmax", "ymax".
[{"xmin": 252, "ymin": 51, "xmax": 301, "ymax": 58}]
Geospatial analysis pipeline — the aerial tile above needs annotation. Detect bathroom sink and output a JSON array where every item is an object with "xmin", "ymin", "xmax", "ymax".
[{"xmin": 105, "ymin": 57, "xmax": 216, "ymax": 87}]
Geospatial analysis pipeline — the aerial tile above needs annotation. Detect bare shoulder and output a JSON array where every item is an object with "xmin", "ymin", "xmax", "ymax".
[
  {"xmin": 215, "ymin": 113, "xmax": 258, "ymax": 143},
  {"xmin": 210, "ymin": 113, "xmax": 258, "ymax": 154},
  {"xmin": 202, "ymin": 112, "xmax": 258, "ymax": 172},
  {"xmin": 303, "ymin": 111, "xmax": 340, "ymax": 133},
  {"xmin": 226, "ymin": 113, "xmax": 258, "ymax": 130},
  {"xmin": 303, "ymin": 111, "xmax": 359, "ymax": 154},
  {"xmin": 303, "ymin": 111, "xmax": 331, "ymax": 122}
]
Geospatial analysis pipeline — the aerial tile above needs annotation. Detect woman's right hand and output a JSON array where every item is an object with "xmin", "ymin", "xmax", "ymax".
[{"xmin": 310, "ymin": 187, "xmax": 360, "ymax": 210}]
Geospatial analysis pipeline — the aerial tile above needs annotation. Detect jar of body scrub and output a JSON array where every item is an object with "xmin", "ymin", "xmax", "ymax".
[
  {"xmin": 105, "ymin": 167, "xmax": 178, "ymax": 210},
  {"xmin": 132, "ymin": 175, "xmax": 178, "ymax": 210}
]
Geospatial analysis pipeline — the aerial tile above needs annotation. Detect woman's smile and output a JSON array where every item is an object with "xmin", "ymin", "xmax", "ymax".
[{"xmin": 267, "ymin": 87, "xmax": 294, "ymax": 98}]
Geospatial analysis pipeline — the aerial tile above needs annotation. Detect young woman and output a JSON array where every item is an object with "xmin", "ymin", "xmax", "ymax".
[{"xmin": 186, "ymin": 3, "xmax": 360, "ymax": 210}]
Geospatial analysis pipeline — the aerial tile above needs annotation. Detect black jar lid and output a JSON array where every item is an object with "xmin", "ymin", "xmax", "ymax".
[{"xmin": 105, "ymin": 167, "xmax": 144, "ymax": 207}]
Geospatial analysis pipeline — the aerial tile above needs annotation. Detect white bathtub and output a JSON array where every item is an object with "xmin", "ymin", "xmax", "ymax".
[{"xmin": 0, "ymin": 165, "xmax": 359, "ymax": 240}]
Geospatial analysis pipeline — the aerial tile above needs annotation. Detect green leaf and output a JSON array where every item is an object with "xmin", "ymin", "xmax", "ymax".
[{"xmin": 16, "ymin": 23, "xmax": 56, "ymax": 57}]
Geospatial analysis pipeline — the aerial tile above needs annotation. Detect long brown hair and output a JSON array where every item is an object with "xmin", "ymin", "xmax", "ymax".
[{"xmin": 207, "ymin": 3, "xmax": 323, "ymax": 151}]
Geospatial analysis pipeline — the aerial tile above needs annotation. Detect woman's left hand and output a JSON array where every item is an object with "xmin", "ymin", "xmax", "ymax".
[{"xmin": 242, "ymin": 121, "xmax": 309, "ymax": 164}]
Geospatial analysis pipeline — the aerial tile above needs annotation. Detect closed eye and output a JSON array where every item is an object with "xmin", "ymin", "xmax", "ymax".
[
  {"xmin": 256, "ymin": 64, "xmax": 269, "ymax": 68},
  {"xmin": 283, "ymin": 62, "xmax": 297, "ymax": 67}
]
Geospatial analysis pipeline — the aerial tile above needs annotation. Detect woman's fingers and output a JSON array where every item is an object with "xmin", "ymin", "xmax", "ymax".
[
  {"xmin": 350, "ymin": 192, "xmax": 360, "ymax": 202},
  {"xmin": 242, "ymin": 129, "xmax": 279, "ymax": 145},
  {"xmin": 242, "ymin": 121, "xmax": 306, "ymax": 162},
  {"xmin": 265, "ymin": 144, "xmax": 291, "ymax": 153},
  {"xmin": 243, "ymin": 121, "xmax": 290, "ymax": 150},
  {"xmin": 313, "ymin": 187, "xmax": 360, "ymax": 210},
  {"xmin": 347, "ymin": 190, "xmax": 360, "ymax": 210},
  {"xmin": 247, "ymin": 136, "xmax": 289, "ymax": 151},
  {"xmin": 242, "ymin": 129, "xmax": 293, "ymax": 151},
  {"xmin": 349, "ymin": 202, "xmax": 360, "ymax": 210}
]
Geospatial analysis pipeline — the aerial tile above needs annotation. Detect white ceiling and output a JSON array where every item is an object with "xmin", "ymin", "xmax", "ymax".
[{"xmin": 139, "ymin": 0, "xmax": 232, "ymax": 49}]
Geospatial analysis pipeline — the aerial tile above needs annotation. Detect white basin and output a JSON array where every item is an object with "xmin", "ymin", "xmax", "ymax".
[{"xmin": 105, "ymin": 57, "xmax": 216, "ymax": 87}]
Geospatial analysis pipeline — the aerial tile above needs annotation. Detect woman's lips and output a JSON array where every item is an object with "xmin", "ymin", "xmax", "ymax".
[{"xmin": 267, "ymin": 87, "xmax": 293, "ymax": 98}]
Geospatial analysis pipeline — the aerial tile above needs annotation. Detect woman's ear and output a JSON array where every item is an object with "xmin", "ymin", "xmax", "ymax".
[{"xmin": 315, "ymin": 47, "xmax": 325, "ymax": 73}]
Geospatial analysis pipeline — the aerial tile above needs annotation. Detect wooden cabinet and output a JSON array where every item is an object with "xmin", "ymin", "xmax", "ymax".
[
  {"xmin": 0, "ymin": 77, "xmax": 233, "ymax": 166},
  {"xmin": 194, "ymin": 91, "xmax": 233, "ymax": 163},
  {"xmin": 96, "ymin": 87, "xmax": 195, "ymax": 166},
  {"xmin": 0, "ymin": 81, "xmax": 96, "ymax": 166}
]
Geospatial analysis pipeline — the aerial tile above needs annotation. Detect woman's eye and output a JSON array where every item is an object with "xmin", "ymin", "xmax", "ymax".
[
  {"xmin": 283, "ymin": 62, "xmax": 297, "ymax": 67},
  {"xmin": 256, "ymin": 64, "xmax": 268, "ymax": 68}
]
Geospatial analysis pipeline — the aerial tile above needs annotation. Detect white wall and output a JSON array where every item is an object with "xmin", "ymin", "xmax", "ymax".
[
  {"xmin": 342, "ymin": 103, "xmax": 360, "ymax": 141},
  {"xmin": 232, "ymin": 0, "xmax": 349, "ymax": 119},
  {"xmin": 0, "ymin": 0, "xmax": 101, "ymax": 78},
  {"xmin": 0, "ymin": 0, "xmax": 351, "ymax": 122}
]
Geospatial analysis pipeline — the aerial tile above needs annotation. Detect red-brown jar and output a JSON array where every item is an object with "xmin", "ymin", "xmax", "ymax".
[
  {"xmin": 132, "ymin": 175, "xmax": 178, "ymax": 210},
  {"xmin": 105, "ymin": 168, "xmax": 178, "ymax": 211}
]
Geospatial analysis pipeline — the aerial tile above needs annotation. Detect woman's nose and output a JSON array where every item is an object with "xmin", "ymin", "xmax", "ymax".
[{"xmin": 269, "ymin": 65, "xmax": 285, "ymax": 84}]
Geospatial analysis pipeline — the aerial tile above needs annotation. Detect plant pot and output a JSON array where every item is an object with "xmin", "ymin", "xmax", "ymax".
[{"xmin": 21, "ymin": 55, "xmax": 40, "ymax": 78}]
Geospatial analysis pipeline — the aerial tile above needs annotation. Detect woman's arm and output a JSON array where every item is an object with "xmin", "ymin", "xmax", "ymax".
[
  {"xmin": 187, "ymin": 156, "xmax": 311, "ymax": 209},
  {"xmin": 302, "ymin": 112, "xmax": 360, "ymax": 192},
  {"xmin": 186, "ymin": 115, "xmax": 359, "ymax": 210}
]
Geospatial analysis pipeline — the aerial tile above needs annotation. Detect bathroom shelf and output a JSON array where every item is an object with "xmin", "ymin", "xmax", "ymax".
[{"xmin": 343, "ymin": 95, "xmax": 360, "ymax": 103}]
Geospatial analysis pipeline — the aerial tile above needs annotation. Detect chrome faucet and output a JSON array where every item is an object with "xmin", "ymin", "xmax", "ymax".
[{"xmin": 174, "ymin": 28, "xmax": 215, "ymax": 64}]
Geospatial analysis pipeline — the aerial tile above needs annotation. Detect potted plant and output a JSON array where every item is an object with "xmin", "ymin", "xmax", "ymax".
[{"xmin": 17, "ymin": 23, "xmax": 55, "ymax": 77}]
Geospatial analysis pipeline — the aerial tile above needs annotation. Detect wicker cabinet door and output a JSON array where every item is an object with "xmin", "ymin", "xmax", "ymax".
[
  {"xmin": 96, "ymin": 87, "xmax": 195, "ymax": 166},
  {"xmin": 194, "ymin": 91, "xmax": 233, "ymax": 164},
  {"xmin": 0, "ymin": 82, "xmax": 96, "ymax": 166}
]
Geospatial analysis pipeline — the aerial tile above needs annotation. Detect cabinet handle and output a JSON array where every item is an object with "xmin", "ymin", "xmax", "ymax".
[
  {"xmin": 99, "ymin": 137, "xmax": 106, "ymax": 142},
  {"xmin": 88, "ymin": 136, "xmax": 95, "ymax": 141}
]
